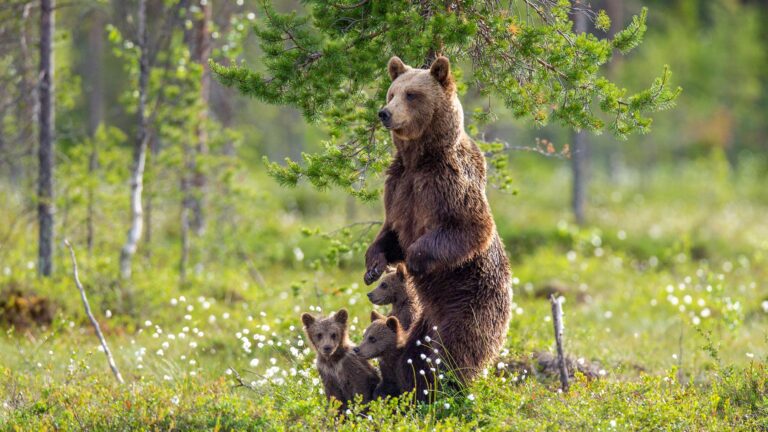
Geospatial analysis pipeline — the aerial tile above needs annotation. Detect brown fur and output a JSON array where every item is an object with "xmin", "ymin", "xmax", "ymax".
[
  {"xmin": 364, "ymin": 56, "xmax": 512, "ymax": 401},
  {"xmin": 354, "ymin": 311, "xmax": 408, "ymax": 399},
  {"xmin": 366, "ymin": 263, "xmax": 419, "ymax": 330},
  {"xmin": 301, "ymin": 309, "xmax": 380, "ymax": 410}
]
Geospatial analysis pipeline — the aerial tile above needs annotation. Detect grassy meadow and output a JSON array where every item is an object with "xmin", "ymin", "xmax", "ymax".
[{"xmin": 1, "ymin": 151, "xmax": 767, "ymax": 430}]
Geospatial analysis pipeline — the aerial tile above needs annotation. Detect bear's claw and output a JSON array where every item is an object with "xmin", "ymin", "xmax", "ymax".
[{"xmin": 364, "ymin": 267, "xmax": 382, "ymax": 285}]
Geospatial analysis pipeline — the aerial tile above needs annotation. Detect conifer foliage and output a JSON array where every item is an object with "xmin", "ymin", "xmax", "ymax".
[{"xmin": 211, "ymin": 1, "xmax": 680, "ymax": 198}]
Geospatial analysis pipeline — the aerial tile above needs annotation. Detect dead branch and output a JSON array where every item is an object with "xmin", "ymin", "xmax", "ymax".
[
  {"xmin": 549, "ymin": 294, "xmax": 569, "ymax": 392},
  {"xmin": 64, "ymin": 239, "xmax": 125, "ymax": 384}
]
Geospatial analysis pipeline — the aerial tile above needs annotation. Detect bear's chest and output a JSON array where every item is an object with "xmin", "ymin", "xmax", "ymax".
[{"xmin": 387, "ymin": 174, "xmax": 433, "ymax": 248}]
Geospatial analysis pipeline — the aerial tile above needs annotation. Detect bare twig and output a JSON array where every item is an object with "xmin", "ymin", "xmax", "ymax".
[
  {"xmin": 549, "ymin": 294, "xmax": 569, "ymax": 392},
  {"xmin": 64, "ymin": 239, "xmax": 125, "ymax": 384},
  {"xmin": 229, "ymin": 367, "xmax": 257, "ymax": 391}
]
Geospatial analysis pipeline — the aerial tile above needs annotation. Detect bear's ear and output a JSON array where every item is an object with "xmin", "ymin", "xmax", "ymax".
[
  {"xmin": 388, "ymin": 56, "xmax": 408, "ymax": 81},
  {"xmin": 371, "ymin": 310, "xmax": 386, "ymax": 322},
  {"xmin": 395, "ymin": 262, "xmax": 407, "ymax": 280},
  {"xmin": 429, "ymin": 56, "xmax": 451, "ymax": 86},
  {"xmin": 334, "ymin": 309, "xmax": 348, "ymax": 325},
  {"xmin": 385, "ymin": 317, "xmax": 401, "ymax": 333},
  {"xmin": 301, "ymin": 313, "xmax": 315, "ymax": 328}
]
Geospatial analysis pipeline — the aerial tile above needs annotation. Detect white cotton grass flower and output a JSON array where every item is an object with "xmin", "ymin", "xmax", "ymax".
[
  {"xmin": 467, "ymin": 393, "xmax": 475, "ymax": 401},
  {"xmin": 443, "ymin": 403, "xmax": 450, "ymax": 409},
  {"xmin": 250, "ymin": 358, "xmax": 260, "ymax": 368},
  {"xmin": 761, "ymin": 301, "xmax": 768, "ymax": 314},
  {"xmin": 171, "ymin": 395, "xmax": 179, "ymax": 405}
]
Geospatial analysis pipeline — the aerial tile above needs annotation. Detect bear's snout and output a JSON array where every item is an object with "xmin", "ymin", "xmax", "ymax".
[
  {"xmin": 378, "ymin": 108, "xmax": 392, "ymax": 127},
  {"xmin": 367, "ymin": 292, "xmax": 374, "ymax": 300}
]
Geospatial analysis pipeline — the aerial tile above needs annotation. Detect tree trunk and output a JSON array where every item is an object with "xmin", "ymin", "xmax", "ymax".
[
  {"xmin": 605, "ymin": 0, "xmax": 625, "ymax": 182},
  {"xmin": 571, "ymin": 130, "xmax": 587, "ymax": 225},
  {"xmin": 570, "ymin": 4, "xmax": 589, "ymax": 226},
  {"xmin": 13, "ymin": 3, "xmax": 37, "ymax": 187},
  {"xmin": 38, "ymin": 0, "xmax": 55, "ymax": 277},
  {"xmin": 119, "ymin": 0, "xmax": 149, "ymax": 279},
  {"xmin": 189, "ymin": 1, "xmax": 211, "ymax": 236},
  {"xmin": 86, "ymin": 9, "xmax": 105, "ymax": 255},
  {"xmin": 144, "ymin": 134, "xmax": 158, "ymax": 255}
]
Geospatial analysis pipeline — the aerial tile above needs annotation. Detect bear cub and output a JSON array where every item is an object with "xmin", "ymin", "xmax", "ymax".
[
  {"xmin": 301, "ymin": 309, "xmax": 380, "ymax": 410},
  {"xmin": 354, "ymin": 311, "xmax": 408, "ymax": 399},
  {"xmin": 366, "ymin": 263, "xmax": 419, "ymax": 330}
]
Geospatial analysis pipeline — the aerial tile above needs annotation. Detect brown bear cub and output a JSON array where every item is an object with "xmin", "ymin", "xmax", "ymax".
[
  {"xmin": 366, "ymin": 263, "xmax": 419, "ymax": 330},
  {"xmin": 301, "ymin": 309, "xmax": 380, "ymax": 410},
  {"xmin": 354, "ymin": 311, "xmax": 408, "ymax": 399}
]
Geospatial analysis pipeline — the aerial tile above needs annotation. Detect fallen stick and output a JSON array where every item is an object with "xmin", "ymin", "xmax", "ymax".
[
  {"xmin": 549, "ymin": 294, "xmax": 569, "ymax": 392},
  {"xmin": 64, "ymin": 239, "xmax": 125, "ymax": 384}
]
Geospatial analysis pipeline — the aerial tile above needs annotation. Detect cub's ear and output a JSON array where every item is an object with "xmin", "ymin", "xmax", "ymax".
[
  {"xmin": 301, "ymin": 313, "xmax": 315, "ymax": 328},
  {"xmin": 429, "ymin": 56, "xmax": 451, "ymax": 86},
  {"xmin": 395, "ymin": 262, "xmax": 407, "ymax": 280},
  {"xmin": 388, "ymin": 56, "xmax": 408, "ymax": 81},
  {"xmin": 385, "ymin": 317, "xmax": 401, "ymax": 333},
  {"xmin": 371, "ymin": 310, "xmax": 386, "ymax": 322},
  {"xmin": 334, "ymin": 309, "xmax": 349, "ymax": 325}
]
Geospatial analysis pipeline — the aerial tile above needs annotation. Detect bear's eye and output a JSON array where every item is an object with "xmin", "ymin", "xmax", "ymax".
[
  {"xmin": 405, "ymin": 92, "xmax": 417, "ymax": 101},
  {"xmin": 380, "ymin": 283, "xmax": 388, "ymax": 290},
  {"xmin": 368, "ymin": 336, "xmax": 376, "ymax": 343},
  {"xmin": 330, "ymin": 333, "xmax": 337, "ymax": 340}
]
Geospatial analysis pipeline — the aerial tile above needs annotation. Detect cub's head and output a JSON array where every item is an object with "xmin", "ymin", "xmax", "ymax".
[
  {"xmin": 367, "ymin": 263, "xmax": 408, "ymax": 306},
  {"xmin": 353, "ymin": 311, "xmax": 403, "ymax": 359},
  {"xmin": 301, "ymin": 309, "xmax": 348, "ymax": 359},
  {"xmin": 378, "ymin": 55, "xmax": 457, "ymax": 141}
]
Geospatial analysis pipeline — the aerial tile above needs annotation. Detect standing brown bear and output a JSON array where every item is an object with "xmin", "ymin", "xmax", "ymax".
[{"xmin": 364, "ymin": 55, "xmax": 512, "ymax": 400}]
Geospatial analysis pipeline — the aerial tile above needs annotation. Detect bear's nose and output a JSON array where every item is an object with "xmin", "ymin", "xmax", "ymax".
[
  {"xmin": 378, "ymin": 109, "xmax": 391, "ymax": 126},
  {"xmin": 367, "ymin": 292, "xmax": 373, "ymax": 300},
  {"xmin": 353, "ymin": 347, "xmax": 360, "ymax": 354}
]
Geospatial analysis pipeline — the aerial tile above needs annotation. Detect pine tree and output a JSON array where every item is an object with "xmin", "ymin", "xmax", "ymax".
[{"xmin": 211, "ymin": 1, "xmax": 680, "ymax": 198}]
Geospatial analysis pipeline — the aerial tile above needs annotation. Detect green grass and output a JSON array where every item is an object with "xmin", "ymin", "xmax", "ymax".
[{"xmin": 1, "ymin": 155, "xmax": 768, "ymax": 430}]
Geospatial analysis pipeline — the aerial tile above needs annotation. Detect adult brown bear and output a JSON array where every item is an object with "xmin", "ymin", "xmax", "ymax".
[{"xmin": 364, "ymin": 55, "xmax": 512, "ymax": 400}]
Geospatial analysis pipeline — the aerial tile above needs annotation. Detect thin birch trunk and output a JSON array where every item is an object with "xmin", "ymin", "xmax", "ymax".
[{"xmin": 119, "ymin": 0, "xmax": 149, "ymax": 279}]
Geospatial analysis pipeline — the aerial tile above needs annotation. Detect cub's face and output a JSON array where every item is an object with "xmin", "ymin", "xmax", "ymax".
[
  {"xmin": 301, "ymin": 309, "xmax": 348, "ymax": 359},
  {"xmin": 378, "ymin": 56, "xmax": 454, "ymax": 141},
  {"xmin": 367, "ymin": 264, "xmax": 407, "ymax": 305},
  {"xmin": 354, "ymin": 311, "xmax": 402, "ymax": 359}
]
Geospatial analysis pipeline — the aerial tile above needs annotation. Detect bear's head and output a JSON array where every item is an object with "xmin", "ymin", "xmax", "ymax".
[
  {"xmin": 367, "ymin": 263, "xmax": 408, "ymax": 306},
  {"xmin": 301, "ymin": 309, "xmax": 348, "ymax": 359},
  {"xmin": 378, "ymin": 55, "xmax": 459, "ymax": 141},
  {"xmin": 354, "ymin": 311, "xmax": 403, "ymax": 359}
]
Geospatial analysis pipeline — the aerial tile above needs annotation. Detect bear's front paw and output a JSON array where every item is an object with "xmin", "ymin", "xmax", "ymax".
[
  {"xmin": 406, "ymin": 248, "xmax": 435, "ymax": 276},
  {"xmin": 364, "ymin": 252, "xmax": 387, "ymax": 285}
]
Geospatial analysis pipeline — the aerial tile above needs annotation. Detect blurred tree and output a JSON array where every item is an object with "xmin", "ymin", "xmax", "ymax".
[
  {"xmin": 85, "ymin": 7, "xmax": 107, "ymax": 254},
  {"xmin": 38, "ymin": 0, "xmax": 55, "ymax": 277},
  {"xmin": 570, "ymin": 2, "xmax": 589, "ymax": 225},
  {"xmin": 119, "ymin": 0, "xmax": 149, "ymax": 280},
  {"xmin": 212, "ymin": 0, "xmax": 680, "ymax": 199},
  {"xmin": 184, "ymin": 0, "xmax": 212, "ymax": 237}
]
